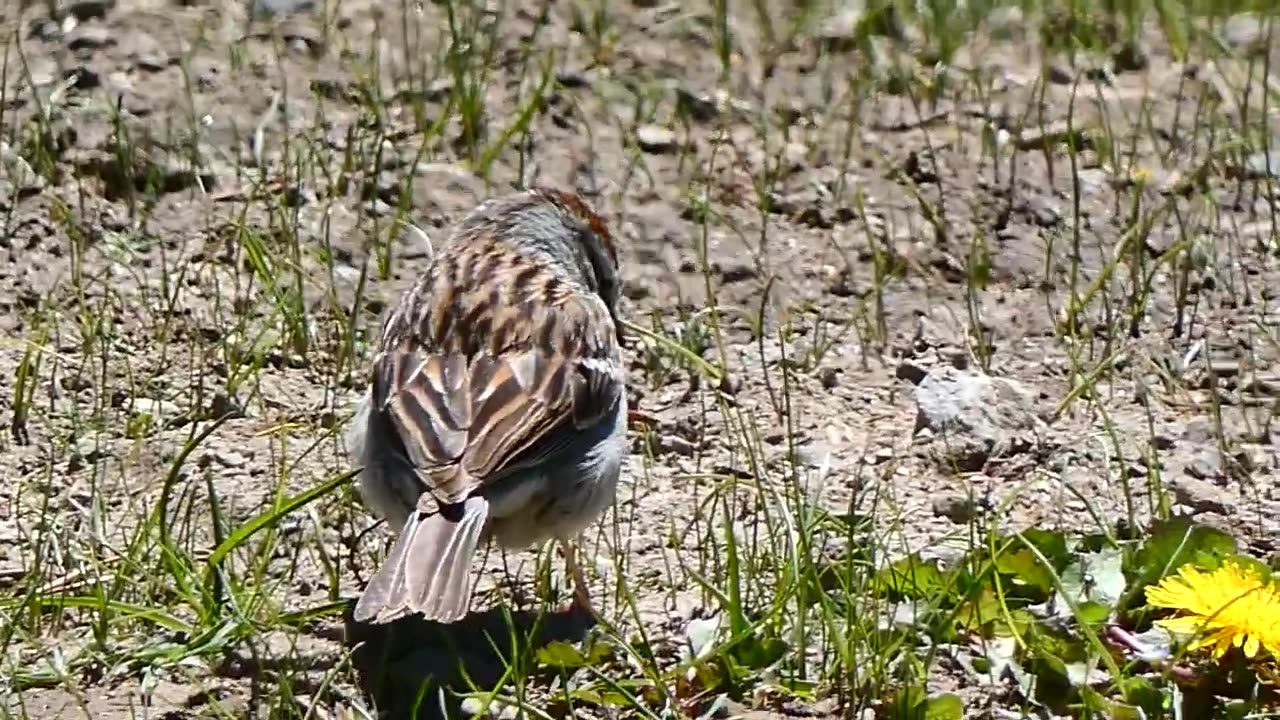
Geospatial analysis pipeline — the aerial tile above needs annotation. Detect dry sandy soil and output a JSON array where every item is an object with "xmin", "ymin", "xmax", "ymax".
[{"xmin": 1, "ymin": 0, "xmax": 1278, "ymax": 718}]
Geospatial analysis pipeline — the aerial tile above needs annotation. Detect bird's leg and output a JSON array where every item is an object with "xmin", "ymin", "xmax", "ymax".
[{"xmin": 560, "ymin": 536, "xmax": 594, "ymax": 615}]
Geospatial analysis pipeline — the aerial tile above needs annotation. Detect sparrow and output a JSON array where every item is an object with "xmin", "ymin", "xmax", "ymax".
[{"xmin": 346, "ymin": 187, "xmax": 628, "ymax": 624}]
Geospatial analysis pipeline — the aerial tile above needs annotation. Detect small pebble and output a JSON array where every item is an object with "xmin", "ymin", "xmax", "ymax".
[
  {"xmin": 635, "ymin": 124, "xmax": 678, "ymax": 154},
  {"xmin": 932, "ymin": 493, "xmax": 977, "ymax": 523}
]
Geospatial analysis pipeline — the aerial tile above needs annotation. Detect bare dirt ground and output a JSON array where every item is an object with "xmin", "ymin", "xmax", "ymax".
[{"xmin": 1, "ymin": 1, "xmax": 1278, "ymax": 718}]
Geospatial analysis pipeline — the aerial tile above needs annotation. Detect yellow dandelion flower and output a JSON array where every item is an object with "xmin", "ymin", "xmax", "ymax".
[{"xmin": 1145, "ymin": 561, "xmax": 1280, "ymax": 660}]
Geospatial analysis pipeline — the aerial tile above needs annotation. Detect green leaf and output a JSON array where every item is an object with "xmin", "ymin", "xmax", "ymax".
[
  {"xmin": 1125, "ymin": 517, "xmax": 1236, "ymax": 610},
  {"xmin": 693, "ymin": 657, "xmax": 731, "ymax": 694},
  {"xmin": 923, "ymin": 693, "xmax": 963, "ymax": 720},
  {"xmin": 1027, "ymin": 651, "xmax": 1073, "ymax": 710},
  {"xmin": 886, "ymin": 687, "xmax": 963, "ymax": 720},
  {"xmin": 995, "ymin": 547, "xmax": 1056, "ymax": 597},
  {"xmin": 987, "ymin": 608, "xmax": 1036, "ymax": 639},
  {"xmin": 537, "ymin": 641, "xmax": 587, "ymax": 668},
  {"xmin": 877, "ymin": 554, "xmax": 948, "ymax": 600},
  {"xmin": 1078, "ymin": 686, "xmax": 1144, "ymax": 719},
  {"xmin": 720, "ymin": 629, "xmax": 789, "ymax": 674},
  {"xmin": 1133, "ymin": 517, "xmax": 1236, "ymax": 578},
  {"xmin": 956, "ymin": 586, "xmax": 1007, "ymax": 632},
  {"xmin": 1029, "ymin": 625, "xmax": 1090, "ymax": 664},
  {"xmin": 1058, "ymin": 546, "xmax": 1126, "ymax": 618},
  {"xmin": 1226, "ymin": 553, "xmax": 1273, "ymax": 583},
  {"xmin": 581, "ymin": 638, "xmax": 615, "ymax": 666},
  {"xmin": 736, "ymin": 635, "xmax": 788, "ymax": 670},
  {"xmin": 1116, "ymin": 676, "xmax": 1167, "ymax": 714},
  {"xmin": 1062, "ymin": 660, "xmax": 1101, "ymax": 687},
  {"xmin": 569, "ymin": 687, "xmax": 604, "ymax": 706},
  {"xmin": 1220, "ymin": 700, "xmax": 1254, "ymax": 720},
  {"xmin": 1074, "ymin": 601, "xmax": 1110, "ymax": 626},
  {"xmin": 778, "ymin": 676, "xmax": 818, "ymax": 698},
  {"xmin": 1086, "ymin": 547, "xmax": 1128, "ymax": 608},
  {"xmin": 887, "ymin": 685, "xmax": 926, "ymax": 719},
  {"xmin": 1021, "ymin": 529, "xmax": 1072, "ymax": 570}
]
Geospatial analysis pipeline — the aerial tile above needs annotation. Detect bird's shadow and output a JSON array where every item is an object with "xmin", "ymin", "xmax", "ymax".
[{"xmin": 344, "ymin": 602, "xmax": 596, "ymax": 719}]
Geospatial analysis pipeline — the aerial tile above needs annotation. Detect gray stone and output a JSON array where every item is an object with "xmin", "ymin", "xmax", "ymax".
[
  {"xmin": 66, "ymin": 0, "xmax": 114, "ymax": 21},
  {"xmin": 712, "ymin": 260, "xmax": 755, "ymax": 283},
  {"xmin": 1182, "ymin": 417, "xmax": 1215, "ymax": 444},
  {"xmin": 794, "ymin": 440, "xmax": 833, "ymax": 470},
  {"xmin": 1185, "ymin": 450, "xmax": 1224, "ymax": 481},
  {"xmin": 816, "ymin": 5, "xmax": 864, "ymax": 49},
  {"xmin": 214, "ymin": 449, "xmax": 250, "ymax": 469},
  {"xmin": 1170, "ymin": 474, "xmax": 1235, "ymax": 515},
  {"xmin": 0, "ymin": 142, "xmax": 47, "ymax": 197},
  {"xmin": 656, "ymin": 434, "xmax": 696, "ymax": 457},
  {"xmin": 66, "ymin": 25, "xmax": 114, "ymax": 52},
  {"xmin": 914, "ymin": 366, "xmax": 1046, "ymax": 470},
  {"xmin": 933, "ymin": 493, "xmax": 977, "ymax": 523},
  {"xmin": 1239, "ymin": 151, "xmax": 1280, "ymax": 179},
  {"xmin": 254, "ymin": 0, "xmax": 317, "ymax": 15},
  {"xmin": 635, "ymin": 124, "xmax": 678, "ymax": 154},
  {"xmin": 985, "ymin": 6, "xmax": 1024, "ymax": 40},
  {"xmin": 1112, "ymin": 40, "xmax": 1149, "ymax": 72},
  {"xmin": 819, "ymin": 366, "xmax": 840, "ymax": 389},
  {"xmin": 1019, "ymin": 196, "xmax": 1061, "ymax": 228},
  {"xmin": 676, "ymin": 87, "xmax": 720, "ymax": 122},
  {"xmin": 895, "ymin": 359, "xmax": 929, "ymax": 385},
  {"xmin": 1223, "ymin": 14, "xmax": 1271, "ymax": 54},
  {"xmin": 1047, "ymin": 63, "xmax": 1075, "ymax": 85},
  {"xmin": 915, "ymin": 366, "xmax": 1043, "ymax": 439},
  {"xmin": 131, "ymin": 397, "xmax": 182, "ymax": 421},
  {"xmin": 66, "ymin": 439, "xmax": 103, "ymax": 472}
]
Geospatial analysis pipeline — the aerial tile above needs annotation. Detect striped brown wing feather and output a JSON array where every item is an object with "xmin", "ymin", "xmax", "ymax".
[
  {"xmin": 461, "ymin": 352, "xmax": 565, "ymax": 480},
  {"xmin": 374, "ymin": 352, "xmax": 470, "ymax": 459},
  {"xmin": 374, "ymin": 293, "xmax": 622, "ymax": 504}
]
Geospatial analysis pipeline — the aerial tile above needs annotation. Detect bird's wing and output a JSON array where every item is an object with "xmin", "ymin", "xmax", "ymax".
[{"xmin": 370, "ymin": 292, "xmax": 623, "ymax": 505}]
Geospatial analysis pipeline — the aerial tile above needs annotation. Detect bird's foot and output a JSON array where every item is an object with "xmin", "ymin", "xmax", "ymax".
[{"xmin": 559, "ymin": 538, "xmax": 598, "ymax": 619}]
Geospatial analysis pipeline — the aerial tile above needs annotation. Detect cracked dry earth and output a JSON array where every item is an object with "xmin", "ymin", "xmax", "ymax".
[{"xmin": 2, "ymin": 0, "xmax": 1279, "ymax": 718}]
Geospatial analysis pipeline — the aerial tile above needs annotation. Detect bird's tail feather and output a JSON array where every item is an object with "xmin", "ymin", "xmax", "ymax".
[{"xmin": 354, "ymin": 496, "xmax": 489, "ymax": 624}]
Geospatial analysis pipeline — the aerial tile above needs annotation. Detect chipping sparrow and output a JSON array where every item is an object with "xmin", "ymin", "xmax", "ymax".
[{"xmin": 347, "ymin": 187, "xmax": 628, "ymax": 624}]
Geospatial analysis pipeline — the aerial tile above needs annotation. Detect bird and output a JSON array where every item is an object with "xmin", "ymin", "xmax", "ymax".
[{"xmin": 346, "ymin": 187, "xmax": 628, "ymax": 625}]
